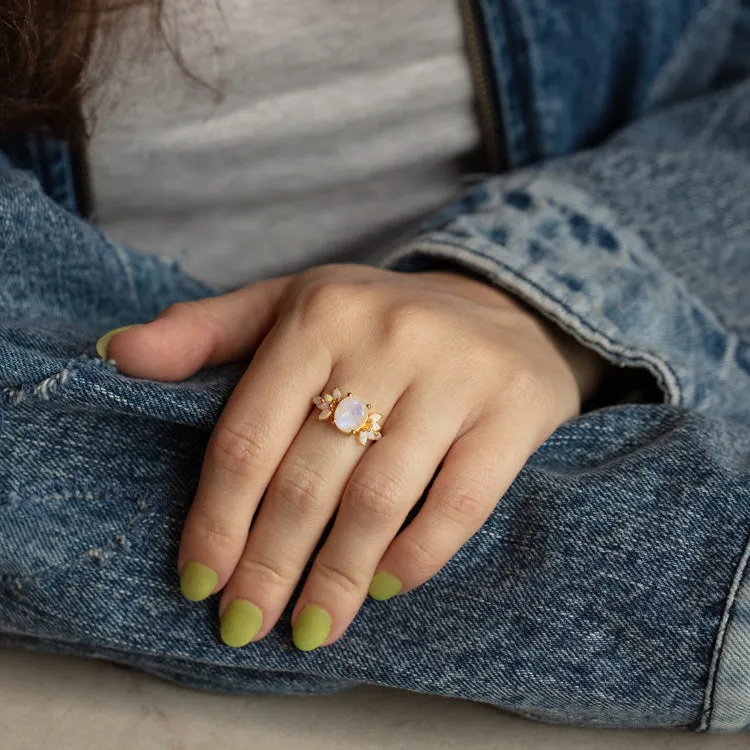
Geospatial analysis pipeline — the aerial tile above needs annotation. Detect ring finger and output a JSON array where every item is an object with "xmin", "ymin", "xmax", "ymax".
[{"xmin": 288, "ymin": 381, "xmax": 464, "ymax": 650}]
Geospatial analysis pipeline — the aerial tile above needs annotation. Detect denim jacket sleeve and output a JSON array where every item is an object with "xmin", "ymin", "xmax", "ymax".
[{"xmin": 382, "ymin": 6, "xmax": 750, "ymax": 427}]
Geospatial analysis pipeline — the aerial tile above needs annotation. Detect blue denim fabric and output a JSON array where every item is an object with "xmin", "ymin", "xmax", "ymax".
[
  {"xmin": 2, "ymin": 0, "xmax": 750, "ymax": 734},
  {"xmin": 477, "ymin": 0, "xmax": 745, "ymax": 166},
  {"xmin": 0, "ymin": 134, "xmax": 80, "ymax": 217},
  {"xmin": 0, "ymin": 167, "xmax": 750, "ymax": 732}
]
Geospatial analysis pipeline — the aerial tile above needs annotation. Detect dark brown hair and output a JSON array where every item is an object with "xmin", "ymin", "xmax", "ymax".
[{"xmin": 0, "ymin": 0, "xmax": 168, "ymax": 137}]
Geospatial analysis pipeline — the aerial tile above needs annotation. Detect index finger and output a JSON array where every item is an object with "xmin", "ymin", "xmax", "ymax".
[{"xmin": 177, "ymin": 320, "xmax": 332, "ymax": 601}]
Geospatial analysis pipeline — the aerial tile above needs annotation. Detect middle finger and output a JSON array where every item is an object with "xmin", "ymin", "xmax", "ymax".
[{"xmin": 289, "ymin": 381, "xmax": 462, "ymax": 650}]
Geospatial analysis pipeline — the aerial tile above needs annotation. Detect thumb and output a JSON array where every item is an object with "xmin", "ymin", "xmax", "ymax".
[{"xmin": 98, "ymin": 275, "xmax": 292, "ymax": 381}]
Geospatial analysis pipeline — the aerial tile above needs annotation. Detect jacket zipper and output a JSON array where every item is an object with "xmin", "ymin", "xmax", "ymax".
[{"xmin": 458, "ymin": 0, "xmax": 508, "ymax": 174}]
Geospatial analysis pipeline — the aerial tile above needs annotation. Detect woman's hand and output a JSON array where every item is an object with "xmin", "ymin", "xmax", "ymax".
[{"xmin": 103, "ymin": 264, "xmax": 610, "ymax": 650}]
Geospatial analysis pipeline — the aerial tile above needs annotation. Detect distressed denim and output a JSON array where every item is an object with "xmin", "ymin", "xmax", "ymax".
[{"xmin": 2, "ymin": 0, "xmax": 750, "ymax": 734}]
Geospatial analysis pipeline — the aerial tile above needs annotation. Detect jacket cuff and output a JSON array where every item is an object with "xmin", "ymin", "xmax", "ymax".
[
  {"xmin": 701, "ymin": 530, "xmax": 750, "ymax": 732},
  {"xmin": 380, "ymin": 173, "xmax": 736, "ymax": 412}
]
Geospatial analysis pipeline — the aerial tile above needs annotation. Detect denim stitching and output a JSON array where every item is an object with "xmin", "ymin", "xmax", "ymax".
[{"xmin": 699, "ymin": 527, "xmax": 750, "ymax": 730}]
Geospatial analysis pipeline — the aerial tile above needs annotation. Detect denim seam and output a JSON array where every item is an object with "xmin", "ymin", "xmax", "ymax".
[
  {"xmin": 0, "ymin": 354, "xmax": 145, "ymax": 412},
  {"xmin": 0, "ymin": 628, "xmax": 341, "ymax": 687},
  {"xmin": 699, "ymin": 527, "xmax": 750, "ymax": 731},
  {"xmin": 3, "ymin": 488, "xmax": 108, "ymax": 507},
  {"xmin": 384, "ymin": 238, "xmax": 682, "ymax": 406},
  {"xmin": 0, "ymin": 623, "xmax": 305, "ymax": 676}
]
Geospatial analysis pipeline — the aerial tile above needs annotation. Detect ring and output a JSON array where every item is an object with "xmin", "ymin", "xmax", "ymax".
[{"xmin": 312, "ymin": 387, "xmax": 383, "ymax": 446}]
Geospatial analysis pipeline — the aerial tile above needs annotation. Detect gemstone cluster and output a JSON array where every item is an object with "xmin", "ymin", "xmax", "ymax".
[{"xmin": 312, "ymin": 387, "xmax": 382, "ymax": 445}]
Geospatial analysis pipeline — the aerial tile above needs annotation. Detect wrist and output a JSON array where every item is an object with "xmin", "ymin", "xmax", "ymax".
[
  {"xmin": 495, "ymin": 293, "xmax": 614, "ymax": 407},
  {"xmin": 539, "ymin": 320, "xmax": 613, "ymax": 407},
  {"xmin": 413, "ymin": 266, "xmax": 614, "ymax": 407}
]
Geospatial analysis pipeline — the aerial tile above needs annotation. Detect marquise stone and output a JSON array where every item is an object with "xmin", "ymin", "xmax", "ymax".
[{"xmin": 333, "ymin": 396, "xmax": 368, "ymax": 433}]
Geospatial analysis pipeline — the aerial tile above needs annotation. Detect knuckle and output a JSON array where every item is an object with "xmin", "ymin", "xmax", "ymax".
[
  {"xmin": 400, "ymin": 533, "xmax": 443, "ymax": 574},
  {"xmin": 190, "ymin": 506, "xmax": 241, "ymax": 551},
  {"xmin": 383, "ymin": 300, "xmax": 440, "ymax": 346},
  {"xmin": 314, "ymin": 558, "xmax": 362, "ymax": 595},
  {"xmin": 432, "ymin": 488, "xmax": 487, "ymax": 526},
  {"xmin": 296, "ymin": 279, "xmax": 355, "ymax": 327},
  {"xmin": 466, "ymin": 339, "xmax": 501, "ymax": 371},
  {"xmin": 207, "ymin": 421, "xmax": 270, "ymax": 479},
  {"xmin": 270, "ymin": 457, "xmax": 329, "ymax": 519},
  {"xmin": 235, "ymin": 554, "xmax": 292, "ymax": 587},
  {"xmin": 159, "ymin": 300, "xmax": 193, "ymax": 319},
  {"xmin": 159, "ymin": 300, "xmax": 227, "ymax": 348},
  {"xmin": 344, "ymin": 474, "xmax": 402, "ymax": 524}
]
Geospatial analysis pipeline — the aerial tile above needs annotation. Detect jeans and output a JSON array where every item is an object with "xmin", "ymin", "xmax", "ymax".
[{"xmin": 1, "ymin": 169, "xmax": 750, "ymax": 732}]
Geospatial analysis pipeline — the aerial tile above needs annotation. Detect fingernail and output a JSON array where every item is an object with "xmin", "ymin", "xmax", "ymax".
[
  {"xmin": 220, "ymin": 599, "xmax": 263, "ymax": 648},
  {"xmin": 180, "ymin": 561, "xmax": 218, "ymax": 602},
  {"xmin": 292, "ymin": 604, "xmax": 332, "ymax": 651},
  {"xmin": 96, "ymin": 324, "xmax": 141, "ymax": 359},
  {"xmin": 369, "ymin": 571, "xmax": 402, "ymax": 601}
]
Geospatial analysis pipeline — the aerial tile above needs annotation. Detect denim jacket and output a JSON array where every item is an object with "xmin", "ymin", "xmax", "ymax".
[{"xmin": 2, "ymin": 0, "xmax": 750, "ymax": 733}]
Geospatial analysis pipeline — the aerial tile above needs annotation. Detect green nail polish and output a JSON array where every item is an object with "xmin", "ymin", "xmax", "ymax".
[
  {"xmin": 180, "ymin": 561, "xmax": 218, "ymax": 602},
  {"xmin": 369, "ymin": 571, "xmax": 402, "ymax": 601},
  {"xmin": 293, "ymin": 604, "xmax": 332, "ymax": 651},
  {"xmin": 220, "ymin": 599, "xmax": 263, "ymax": 648},
  {"xmin": 96, "ymin": 324, "xmax": 141, "ymax": 359}
]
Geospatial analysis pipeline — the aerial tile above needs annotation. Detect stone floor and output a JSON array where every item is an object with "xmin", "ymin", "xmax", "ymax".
[{"xmin": 0, "ymin": 649, "xmax": 746, "ymax": 750}]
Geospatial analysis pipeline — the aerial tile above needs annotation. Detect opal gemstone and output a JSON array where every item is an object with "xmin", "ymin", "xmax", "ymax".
[{"xmin": 333, "ymin": 396, "xmax": 368, "ymax": 433}]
